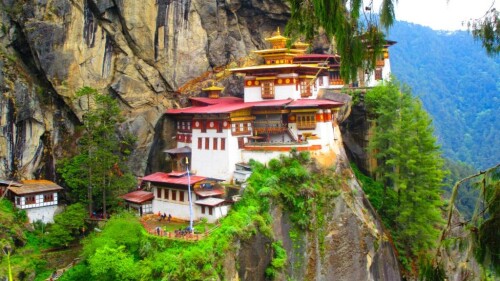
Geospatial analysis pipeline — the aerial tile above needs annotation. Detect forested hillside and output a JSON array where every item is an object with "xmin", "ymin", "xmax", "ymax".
[{"xmin": 388, "ymin": 21, "xmax": 500, "ymax": 169}]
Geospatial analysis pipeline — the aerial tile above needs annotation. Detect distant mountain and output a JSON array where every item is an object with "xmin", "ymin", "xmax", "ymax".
[{"xmin": 387, "ymin": 21, "xmax": 500, "ymax": 169}]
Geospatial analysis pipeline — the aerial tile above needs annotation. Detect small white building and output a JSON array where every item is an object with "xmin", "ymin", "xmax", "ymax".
[
  {"xmin": 120, "ymin": 190, "xmax": 154, "ymax": 216},
  {"xmin": 142, "ymin": 171, "xmax": 228, "ymax": 223},
  {"xmin": 7, "ymin": 180, "xmax": 64, "ymax": 223}
]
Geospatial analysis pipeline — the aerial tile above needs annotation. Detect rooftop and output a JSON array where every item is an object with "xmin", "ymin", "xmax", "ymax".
[
  {"xmin": 166, "ymin": 98, "xmax": 343, "ymax": 115},
  {"xmin": 141, "ymin": 172, "xmax": 206, "ymax": 186},
  {"xmin": 121, "ymin": 190, "xmax": 154, "ymax": 204},
  {"xmin": 194, "ymin": 197, "xmax": 226, "ymax": 207},
  {"xmin": 8, "ymin": 180, "xmax": 63, "ymax": 195}
]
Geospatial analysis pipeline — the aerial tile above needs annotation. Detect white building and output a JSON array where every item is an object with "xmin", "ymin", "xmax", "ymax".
[
  {"xmin": 7, "ymin": 180, "xmax": 64, "ymax": 223},
  {"xmin": 142, "ymin": 171, "xmax": 228, "ymax": 223},
  {"xmin": 146, "ymin": 28, "xmax": 394, "ymax": 221}
]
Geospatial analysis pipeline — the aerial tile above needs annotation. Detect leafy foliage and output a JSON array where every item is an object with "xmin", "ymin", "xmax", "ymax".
[
  {"xmin": 468, "ymin": 6, "xmax": 500, "ymax": 55},
  {"xmin": 364, "ymin": 81, "xmax": 445, "ymax": 268},
  {"xmin": 46, "ymin": 203, "xmax": 87, "ymax": 247},
  {"xmin": 285, "ymin": 0, "xmax": 389, "ymax": 83},
  {"xmin": 89, "ymin": 245, "xmax": 139, "ymax": 281}
]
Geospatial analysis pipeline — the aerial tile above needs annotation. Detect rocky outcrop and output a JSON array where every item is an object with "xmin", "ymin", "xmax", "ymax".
[
  {"xmin": 223, "ymin": 152, "xmax": 401, "ymax": 281},
  {"xmin": 0, "ymin": 0, "xmax": 290, "ymax": 178}
]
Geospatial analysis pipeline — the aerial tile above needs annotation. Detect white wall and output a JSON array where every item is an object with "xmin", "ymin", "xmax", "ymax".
[
  {"xmin": 191, "ymin": 129, "xmax": 242, "ymax": 181},
  {"xmin": 26, "ymin": 205, "xmax": 63, "ymax": 223},
  {"xmin": 15, "ymin": 192, "xmax": 58, "ymax": 209},
  {"xmin": 243, "ymin": 87, "xmax": 262, "ymax": 102},
  {"xmin": 152, "ymin": 186, "xmax": 228, "ymax": 223}
]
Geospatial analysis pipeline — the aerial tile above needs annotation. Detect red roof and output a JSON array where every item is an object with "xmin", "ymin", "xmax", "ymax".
[
  {"xmin": 287, "ymin": 99, "xmax": 343, "ymax": 108},
  {"xmin": 141, "ymin": 172, "xmax": 206, "ymax": 186},
  {"xmin": 190, "ymin": 97, "xmax": 242, "ymax": 105},
  {"xmin": 121, "ymin": 190, "xmax": 154, "ymax": 204},
  {"xmin": 167, "ymin": 102, "xmax": 252, "ymax": 114},
  {"xmin": 248, "ymin": 99, "xmax": 292, "ymax": 107},
  {"xmin": 167, "ymin": 98, "xmax": 344, "ymax": 115}
]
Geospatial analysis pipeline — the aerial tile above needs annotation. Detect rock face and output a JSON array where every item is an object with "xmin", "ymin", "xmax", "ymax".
[
  {"xmin": 224, "ymin": 150, "xmax": 401, "ymax": 281},
  {"xmin": 0, "ymin": 0, "xmax": 290, "ymax": 178}
]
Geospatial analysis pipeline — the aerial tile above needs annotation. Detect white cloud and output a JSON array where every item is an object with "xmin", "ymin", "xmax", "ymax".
[{"xmin": 370, "ymin": 0, "xmax": 499, "ymax": 31}]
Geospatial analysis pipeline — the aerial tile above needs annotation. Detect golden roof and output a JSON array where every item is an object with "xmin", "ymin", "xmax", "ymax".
[{"xmin": 265, "ymin": 27, "xmax": 288, "ymax": 43}]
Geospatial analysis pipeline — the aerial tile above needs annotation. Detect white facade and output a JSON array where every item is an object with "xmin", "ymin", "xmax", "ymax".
[
  {"xmin": 190, "ymin": 128, "xmax": 241, "ymax": 181},
  {"xmin": 14, "ymin": 192, "xmax": 59, "ymax": 209},
  {"xmin": 25, "ymin": 205, "xmax": 62, "ymax": 223},
  {"xmin": 152, "ymin": 186, "xmax": 228, "ymax": 223},
  {"xmin": 13, "ymin": 192, "xmax": 61, "ymax": 223}
]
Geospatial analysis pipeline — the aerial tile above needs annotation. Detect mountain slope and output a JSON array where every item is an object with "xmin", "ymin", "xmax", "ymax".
[{"xmin": 388, "ymin": 21, "xmax": 500, "ymax": 169}]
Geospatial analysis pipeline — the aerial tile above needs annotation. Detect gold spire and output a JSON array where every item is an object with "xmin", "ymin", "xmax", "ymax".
[{"xmin": 265, "ymin": 27, "xmax": 288, "ymax": 49}]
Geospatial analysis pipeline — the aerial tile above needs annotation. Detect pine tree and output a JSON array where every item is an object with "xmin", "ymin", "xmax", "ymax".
[
  {"xmin": 58, "ymin": 87, "xmax": 136, "ymax": 217},
  {"xmin": 365, "ymin": 81, "xmax": 445, "ymax": 261}
]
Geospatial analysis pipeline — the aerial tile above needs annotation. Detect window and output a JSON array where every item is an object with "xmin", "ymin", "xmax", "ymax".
[
  {"xmin": 201, "ymin": 206, "xmax": 205, "ymax": 214},
  {"xmin": 238, "ymin": 137, "xmax": 245, "ymax": 149},
  {"xmin": 297, "ymin": 114, "xmax": 316, "ymax": 130},
  {"xmin": 164, "ymin": 189, "xmax": 169, "ymax": 200},
  {"xmin": 179, "ymin": 191, "xmax": 185, "ymax": 202},
  {"xmin": 16, "ymin": 197, "xmax": 20, "ymax": 206},
  {"xmin": 300, "ymin": 80, "xmax": 313, "ymax": 97},
  {"xmin": 217, "ymin": 121, "xmax": 223, "ymax": 133},
  {"xmin": 172, "ymin": 190, "xmax": 177, "ymax": 201},
  {"xmin": 201, "ymin": 120, "xmax": 207, "ymax": 133},
  {"xmin": 44, "ymin": 193, "xmax": 54, "ymax": 202},
  {"xmin": 205, "ymin": 137, "xmax": 210, "ymax": 150},
  {"xmin": 157, "ymin": 188, "xmax": 161, "ymax": 198},
  {"xmin": 375, "ymin": 68, "xmax": 383, "ymax": 80},
  {"xmin": 213, "ymin": 138, "xmax": 218, "ymax": 150},
  {"xmin": 208, "ymin": 206, "xmax": 213, "ymax": 215},
  {"xmin": 221, "ymin": 138, "xmax": 226, "ymax": 150},
  {"xmin": 26, "ymin": 195, "xmax": 36, "ymax": 204},
  {"xmin": 330, "ymin": 71, "xmax": 343, "ymax": 85},
  {"xmin": 198, "ymin": 138, "xmax": 202, "ymax": 149},
  {"xmin": 261, "ymin": 81, "xmax": 274, "ymax": 99}
]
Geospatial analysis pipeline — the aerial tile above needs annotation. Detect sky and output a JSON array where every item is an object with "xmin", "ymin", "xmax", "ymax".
[{"xmin": 372, "ymin": 0, "xmax": 499, "ymax": 31}]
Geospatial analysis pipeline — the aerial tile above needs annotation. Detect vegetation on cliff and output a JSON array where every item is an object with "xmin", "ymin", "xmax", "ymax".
[{"xmin": 58, "ymin": 87, "xmax": 137, "ymax": 216}]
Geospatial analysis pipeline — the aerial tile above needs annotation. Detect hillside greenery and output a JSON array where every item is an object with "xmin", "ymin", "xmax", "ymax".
[
  {"xmin": 360, "ymin": 81, "xmax": 445, "ymax": 272},
  {"xmin": 388, "ymin": 21, "xmax": 500, "ymax": 169}
]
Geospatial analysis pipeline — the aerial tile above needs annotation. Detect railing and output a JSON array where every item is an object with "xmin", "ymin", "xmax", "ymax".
[
  {"xmin": 329, "ymin": 79, "xmax": 343, "ymax": 85},
  {"xmin": 297, "ymin": 122, "xmax": 316, "ymax": 130}
]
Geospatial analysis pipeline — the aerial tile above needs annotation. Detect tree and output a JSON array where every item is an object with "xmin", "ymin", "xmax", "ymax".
[
  {"xmin": 46, "ymin": 203, "xmax": 87, "ymax": 247},
  {"xmin": 286, "ymin": 0, "xmax": 392, "ymax": 83},
  {"xmin": 468, "ymin": 3, "xmax": 500, "ymax": 55},
  {"xmin": 365, "ymin": 81, "xmax": 445, "ymax": 265},
  {"xmin": 58, "ymin": 87, "xmax": 136, "ymax": 217},
  {"xmin": 88, "ymin": 245, "xmax": 139, "ymax": 281}
]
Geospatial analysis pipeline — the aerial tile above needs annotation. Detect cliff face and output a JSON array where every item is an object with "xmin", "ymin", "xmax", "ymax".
[
  {"xmin": 0, "ymin": 1, "xmax": 403, "ymax": 280},
  {"xmin": 0, "ymin": 0, "xmax": 290, "ymax": 179}
]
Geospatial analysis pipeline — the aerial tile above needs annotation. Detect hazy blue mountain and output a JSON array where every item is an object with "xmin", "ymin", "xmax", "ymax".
[{"xmin": 387, "ymin": 21, "xmax": 500, "ymax": 169}]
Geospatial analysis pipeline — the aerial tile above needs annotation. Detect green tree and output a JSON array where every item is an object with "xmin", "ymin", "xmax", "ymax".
[
  {"xmin": 365, "ymin": 81, "xmax": 445, "ymax": 264},
  {"xmin": 46, "ymin": 203, "xmax": 87, "ymax": 247},
  {"xmin": 286, "ymin": 0, "xmax": 391, "ymax": 83},
  {"xmin": 89, "ymin": 245, "xmax": 139, "ymax": 281},
  {"xmin": 58, "ymin": 87, "xmax": 136, "ymax": 217}
]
